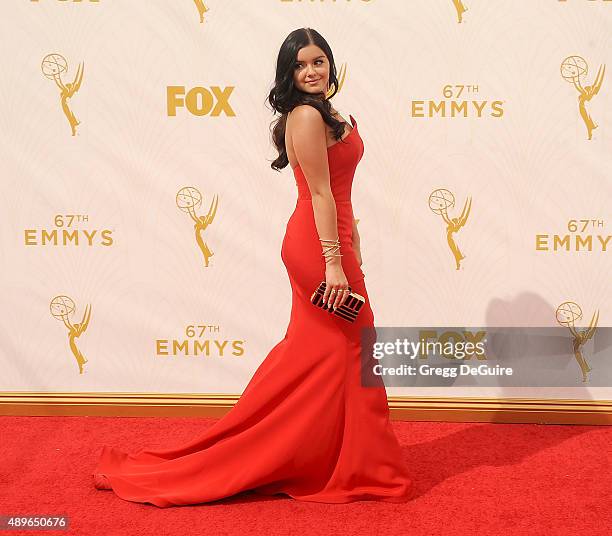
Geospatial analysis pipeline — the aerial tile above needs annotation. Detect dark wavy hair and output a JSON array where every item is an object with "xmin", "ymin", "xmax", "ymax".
[{"xmin": 266, "ymin": 28, "xmax": 348, "ymax": 171}]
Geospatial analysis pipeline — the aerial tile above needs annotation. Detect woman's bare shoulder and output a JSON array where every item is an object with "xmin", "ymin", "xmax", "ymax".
[
  {"xmin": 288, "ymin": 104, "xmax": 325, "ymax": 129},
  {"xmin": 287, "ymin": 105, "xmax": 326, "ymax": 153},
  {"xmin": 286, "ymin": 106, "xmax": 329, "ymax": 169}
]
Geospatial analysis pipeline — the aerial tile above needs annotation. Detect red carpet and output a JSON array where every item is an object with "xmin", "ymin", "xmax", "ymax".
[{"xmin": 0, "ymin": 415, "xmax": 610, "ymax": 535}]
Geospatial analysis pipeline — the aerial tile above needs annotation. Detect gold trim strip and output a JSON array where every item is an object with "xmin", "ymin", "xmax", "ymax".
[{"xmin": 1, "ymin": 392, "xmax": 611, "ymax": 424}]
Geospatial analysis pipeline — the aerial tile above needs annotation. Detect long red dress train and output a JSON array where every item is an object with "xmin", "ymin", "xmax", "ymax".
[{"xmin": 93, "ymin": 114, "xmax": 413, "ymax": 507}]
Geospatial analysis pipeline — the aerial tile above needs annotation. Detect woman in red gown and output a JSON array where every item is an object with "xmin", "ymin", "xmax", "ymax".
[{"xmin": 93, "ymin": 28, "xmax": 413, "ymax": 506}]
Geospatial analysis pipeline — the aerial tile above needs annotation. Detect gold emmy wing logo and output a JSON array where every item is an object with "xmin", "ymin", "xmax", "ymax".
[
  {"xmin": 193, "ymin": 0, "xmax": 209, "ymax": 23},
  {"xmin": 429, "ymin": 188, "xmax": 472, "ymax": 270},
  {"xmin": 41, "ymin": 53, "xmax": 84, "ymax": 136},
  {"xmin": 556, "ymin": 301, "xmax": 599, "ymax": 383},
  {"xmin": 326, "ymin": 63, "xmax": 347, "ymax": 99},
  {"xmin": 561, "ymin": 56, "xmax": 605, "ymax": 140},
  {"xmin": 451, "ymin": 0, "xmax": 468, "ymax": 23},
  {"xmin": 176, "ymin": 187, "xmax": 219, "ymax": 267},
  {"xmin": 50, "ymin": 295, "xmax": 91, "ymax": 375}
]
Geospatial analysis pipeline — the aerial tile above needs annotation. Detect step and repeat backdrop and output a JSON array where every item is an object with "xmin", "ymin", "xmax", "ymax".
[{"xmin": 1, "ymin": 1, "xmax": 610, "ymax": 401}]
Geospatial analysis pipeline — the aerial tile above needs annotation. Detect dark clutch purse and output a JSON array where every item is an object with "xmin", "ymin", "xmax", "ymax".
[{"xmin": 310, "ymin": 281, "xmax": 365, "ymax": 323}]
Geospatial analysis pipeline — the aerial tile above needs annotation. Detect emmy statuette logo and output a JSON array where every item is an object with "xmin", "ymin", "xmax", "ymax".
[
  {"xmin": 193, "ymin": 0, "xmax": 210, "ymax": 23},
  {"xmin": 176, "ymin": 187, "xmax": 219, "ymax": 267},
  {"xmin": 326, "ymin": 63, "xmax": 347, "ymax": 99},
  {"xmin": 41, "ymin": 53, "xmax": 84, "ymax": 136},
  {"xmin": 556, "ymin": 301, "xmax": 599, "ymax": 383},
  {"xmin": 561, "ymin": 56, "xmax": 606, "ymax": 140},
  {"xmin": 50, "ymin": 295, "xmax": 91, "ymax": 375},
  {"xmin": 429, "ymin": 188, "xmax": 472, "ymax": 270},
  {"xmin": 451, "ymin": 0, "xmax": 468, "ymax": 23}
]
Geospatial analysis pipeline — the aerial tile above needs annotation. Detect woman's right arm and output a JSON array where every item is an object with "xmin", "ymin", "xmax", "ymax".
[{"xmin": 290, "ymin": 106, "xmax": 349, "ymax": 311}]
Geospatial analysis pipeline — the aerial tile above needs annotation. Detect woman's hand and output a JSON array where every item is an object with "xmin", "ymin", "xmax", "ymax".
[{"xmin": 322, "ymin": 261, "xmax": 350, "ymax": 311}]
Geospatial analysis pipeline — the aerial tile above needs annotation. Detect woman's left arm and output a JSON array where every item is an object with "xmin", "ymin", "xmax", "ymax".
[{"xmin": 352, "ymin": 218, "xmax": 362, "ymax": 266}]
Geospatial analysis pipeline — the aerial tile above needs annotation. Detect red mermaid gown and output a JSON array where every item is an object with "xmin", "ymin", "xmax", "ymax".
[{"xmin": 93, "ymin": 114, "xmax": 413, "ymax": 506}]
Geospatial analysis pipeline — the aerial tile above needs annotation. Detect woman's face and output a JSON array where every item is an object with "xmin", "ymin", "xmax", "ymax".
[{"xmin": 293, "ymin": 45, "xmax": 329, "ymax": 96}]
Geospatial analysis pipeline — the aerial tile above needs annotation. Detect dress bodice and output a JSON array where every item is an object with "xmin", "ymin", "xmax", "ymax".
[
  {"xmin": 286, "ymin": 114, "xmax": 365, "ymax": 283},
  {"xmin": 291, "ymin": 114, "xmax": 364, "ymax": 203}
]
